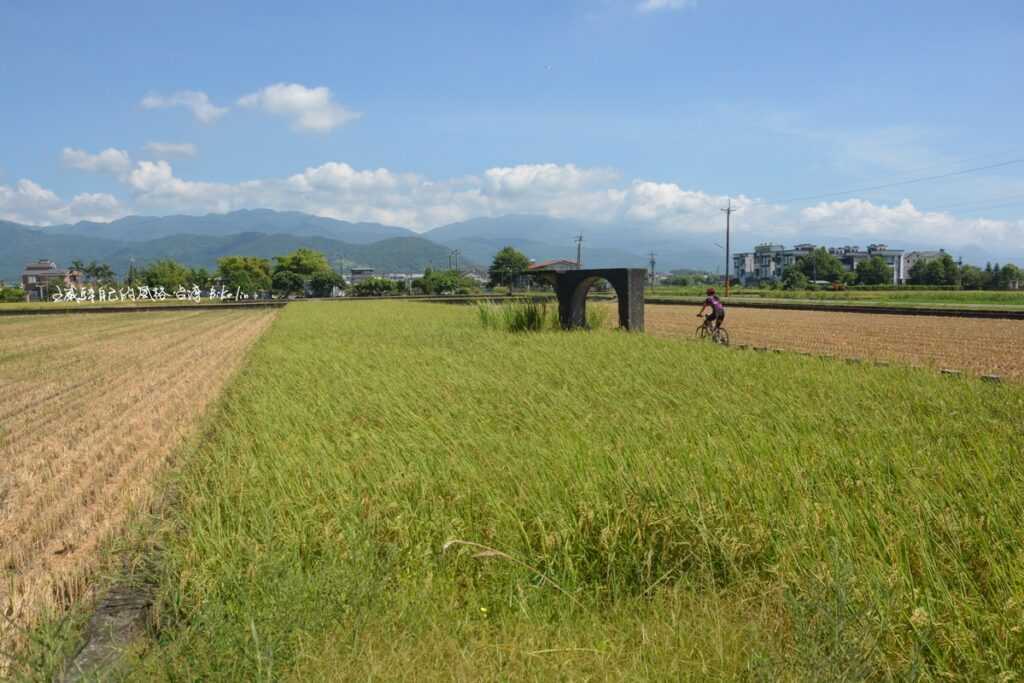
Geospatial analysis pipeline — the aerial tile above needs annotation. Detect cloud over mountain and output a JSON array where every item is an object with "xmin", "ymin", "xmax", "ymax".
[{"xmin": 5, "ymin": 159, "xmax": 1023, "ymax": 257}]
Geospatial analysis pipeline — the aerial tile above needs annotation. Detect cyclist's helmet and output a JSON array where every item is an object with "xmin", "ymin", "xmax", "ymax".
[{"xmin": 706, "ymin": 287, "xmax": 716, "ymax": 296}]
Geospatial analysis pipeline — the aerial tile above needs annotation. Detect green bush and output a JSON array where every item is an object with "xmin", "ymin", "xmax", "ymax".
[{"xmin": 0, "ymin": 286, "xmax": 26, "ymax": 303}]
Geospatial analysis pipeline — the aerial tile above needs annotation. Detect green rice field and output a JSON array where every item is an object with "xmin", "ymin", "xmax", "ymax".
[{"xmin": 32, "ymin": 301, "xmax": 1024, "ymax": 680}]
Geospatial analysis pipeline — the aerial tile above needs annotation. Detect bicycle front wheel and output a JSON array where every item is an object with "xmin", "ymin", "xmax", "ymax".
[{"xmin": 696, "ymin": 324, "xmax": 709, "ymax": 340}]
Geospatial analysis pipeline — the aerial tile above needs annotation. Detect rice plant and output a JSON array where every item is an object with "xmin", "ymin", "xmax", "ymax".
[
  {"xmin": 80, "ymin": 302, "xmax": 1024, "ymax": 680},
  {"xmin": 477, "ymin": 300, "xmax": 557, "ymax": 332},
  {"xmin": 478, "ymin": 300, "xmax": 611, "ymax": 332}
]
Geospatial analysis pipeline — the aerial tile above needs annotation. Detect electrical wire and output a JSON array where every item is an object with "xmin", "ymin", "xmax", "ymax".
[{"xmin": 763, "ymin": 158, "xmax": 1024, "ymax": 205}]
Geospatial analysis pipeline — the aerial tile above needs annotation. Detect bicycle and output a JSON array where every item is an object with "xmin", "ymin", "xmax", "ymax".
[{"xmin": 696, "ymin": 314, "xmax": 730, "ymax": 346}]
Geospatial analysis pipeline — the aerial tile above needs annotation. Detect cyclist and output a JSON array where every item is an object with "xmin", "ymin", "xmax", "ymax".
[{"xmin": 697, "ymin": 287, "xmax": 725, "ymax": 331}]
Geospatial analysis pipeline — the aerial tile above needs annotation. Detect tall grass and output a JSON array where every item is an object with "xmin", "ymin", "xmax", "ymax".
[
  {"xmin": 477, "ymin": 300, "xmax": 610, "ymax": 332},
  {"xmin": 122, "ymin": 302, "xmax": 1024, "ymax": 680}
]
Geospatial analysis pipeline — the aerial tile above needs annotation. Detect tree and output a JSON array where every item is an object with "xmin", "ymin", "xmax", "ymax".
[
  {"xmin": 273, "ymin": 248, "xmax": 331, "ymax": 277},
  {"xmin": 269, "ymin": 248, "xmax": 336, "ymax": 298},
  {"xmin": 909, "ymin": 254, "xmax": 958, "ymax": 286},
  {"xmin": 993, "ymin": 263, "xmax": 1022, "ymax": 290},
  {"xmin": 189, "ymin": 267, "xmax": 214, "ymax": 289},
  {"xmin": 795, "ymin": 248, "xmax": 845, "ymax": 283},
  {"xmin": 89, "ymin": 262, "xmax": 116, "ymax": 284},
  {"xmin": 350, "ymin": 277, "xmax": 398, "ymax": 296},
  {"xmin": 781, "ymin": 268, "xmax": 809, "ymax": 290},
  {"xmin": 272, "ymin": 270, "xmax": 306, "ymax": 296},
  {"xmin": 488, "ymin": 247, "xmax": 530, "ymax": 289},
  {"xmin": 413, "ymin": 269, "xmax": 473, "ymax": 295},
  {"xmin": 309, "ymin": 270, "xmax": 347, "ymax": 297},
  {"xmin": 218, "ymin": 256, "xmax": 272, "ymax": 293},
  {"xmin": 140, "ymin": 259, "xmax": 192, "ymax": 290},
  {"xmin": 855, "ymin": 256, "xmax": 893, "ymax": 285},
  {"xmin": 0, "ymin": 286, "xmax": 26, "ymax": 303},
  {"xmin": 960, "ymin": 265, "xmax": 985, "ymax": 290}
]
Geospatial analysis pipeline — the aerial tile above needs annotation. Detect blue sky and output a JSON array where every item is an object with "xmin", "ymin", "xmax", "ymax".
[{"xmin": 2, "ymin": 0, "xmax": 1022, "ymax": 253}]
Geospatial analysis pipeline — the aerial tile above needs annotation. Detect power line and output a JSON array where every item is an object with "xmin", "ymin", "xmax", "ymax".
[
  {"xmin": 828, "ymin": 150, "xmax": 1019, "ymax": 185},
  {"xmin": 763, "ymin": 158, "xmax": 1024, "ymax": 205},
  {"xmin": 919, "ymin": 192, "xmax": 1024, "ymax": 213}
]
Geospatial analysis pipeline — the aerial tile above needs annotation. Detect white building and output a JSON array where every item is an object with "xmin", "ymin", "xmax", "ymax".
[{"xmin": 733, "ymin": 243, "xmax": 908, "ymax": 286}]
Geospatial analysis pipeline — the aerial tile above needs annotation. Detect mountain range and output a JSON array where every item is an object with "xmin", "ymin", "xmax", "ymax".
[
  {"xmin": 2, "ymin": 209, "xmax": 1019, "ymax": 283},
  {"xmin": 0, "ymin": 219, "xmax": 452, "ymax": 282}
]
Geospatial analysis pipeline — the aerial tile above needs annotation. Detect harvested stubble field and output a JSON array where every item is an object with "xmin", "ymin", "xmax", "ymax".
[
  {"xmin": 0, "ymin": 308, "xmax": 276, "ymax": 646},
  {"xmin": 86, "ymin": 301, "xmax": 1024, "ymax": 681},
  {"xmin": 643, "ymin": 303, "xmax": 1024, "ymax": 380}
]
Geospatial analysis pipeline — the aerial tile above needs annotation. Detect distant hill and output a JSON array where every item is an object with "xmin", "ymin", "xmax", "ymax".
[
  {"xmin": 440, "ymin": 236, "xmax": 648, "ymax": 269},
  {"xmin": 0, "ymin": 221, "xmax": 463, "ymax": 282},
  {"xmin": 425, "ymin": 214, "xmax": 719, "ymax": 270},
  {"xmin": 0, "ymin": 221, "xmax": 124, "ymax": 283},
  {"xmin": 40, "ymin": 208, "xmax": 416, "ymax": 244},
  {"xmin": 425, "ymin": 214, "xmax": 590, "ymax": 245},
  {"xmin": 7, "ymin": 210, "xmax": 1015, "ymax": 283},
  {"xmin": 100, "ymin": 233, "xmax": 459, "ymax": 274}
]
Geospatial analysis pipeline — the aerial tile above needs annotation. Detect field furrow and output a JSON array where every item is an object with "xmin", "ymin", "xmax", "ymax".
[
  {"xmin": 0, "ymin": 309, "xmax": 276, "ymax": 639},
  {"xmin": 643, "ymin": 304, "xmax": 1024, "ymax": 379}
]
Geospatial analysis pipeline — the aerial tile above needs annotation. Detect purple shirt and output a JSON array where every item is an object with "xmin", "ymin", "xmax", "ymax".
[{"xmin": 705, "ymin": 295, "xmax": 724, "ymax": 313}]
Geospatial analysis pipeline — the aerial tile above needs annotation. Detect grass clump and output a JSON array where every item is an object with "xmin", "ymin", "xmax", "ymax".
[
  {"xmin": 125, "ymin": 302, "xmax": 1024, "ymax": 680},
  {"xmin": 477, "ymin": 300, "xmax": 610, "ymax": 332},
  {"xmin": 477, "ymin": 300, "xmax": 556, "ymax": 332}
]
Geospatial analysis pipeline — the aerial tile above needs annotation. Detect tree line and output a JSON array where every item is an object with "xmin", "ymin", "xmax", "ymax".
[
  {"xmin": 0, "ymin": 248, "xmax": 490, "ymax": 302},
  {"xmin": 778, "ymin": 248, "xmax": 1021, "ymax": 290}
]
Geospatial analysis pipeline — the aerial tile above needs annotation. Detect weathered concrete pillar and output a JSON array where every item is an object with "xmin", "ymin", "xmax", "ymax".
[{"xmin": 549, "ymin": 268, "xmax": 647, "ymax": 331}]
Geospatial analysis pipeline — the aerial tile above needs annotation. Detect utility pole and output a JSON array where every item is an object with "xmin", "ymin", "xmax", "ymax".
[
  {"xmin": 454, "ymin": 249, "xmax": 461, "ymax": 273},
  {"xmin": 575, "ymin": 233, "xmax": 584, "ymax": 268},
  {"xmin": 648, "ymin": 251, "xmax": 656, "ymax": 290},
  {"xmin": 720, "ymin": 199, "xmax": 736, "ymax": 296}
]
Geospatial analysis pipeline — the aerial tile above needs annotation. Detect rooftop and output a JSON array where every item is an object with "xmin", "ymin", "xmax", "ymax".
[{"xmin": 527, "ymin": 258, "xmax": 580, "ymax": 271}]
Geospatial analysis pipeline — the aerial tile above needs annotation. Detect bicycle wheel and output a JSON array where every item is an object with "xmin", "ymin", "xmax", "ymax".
[
  {"xmin": 696, "ymin": 324, "xmax": 709, "ymax": 340},
  {"xmin": 714, "ymin": 328, "xmax": 730, "ymax": 346}
]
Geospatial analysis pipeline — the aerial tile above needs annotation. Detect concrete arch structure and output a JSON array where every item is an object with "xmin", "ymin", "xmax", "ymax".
[{"xmin": 535, "ymin": 268, "xmax": 647, "ymax": 331}]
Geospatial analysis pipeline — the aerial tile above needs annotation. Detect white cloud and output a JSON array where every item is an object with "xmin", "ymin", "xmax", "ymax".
[
  {"xmin": 0, "ymin": 179, "xmax": 126, "ymax": 225},
  {"xmin": 800, "ymin": 198, "xmax": 1024, "ymax": 247},
  {"xmin": 140, "ymin": 90, "xmax": 228, "ymax": 124},
  {"xmin": 61, "ymin": 147, "xmax": 132, "ymax": 174},
  {"xmin": 111, "ymin": 159, "xmax": 782, "ymax": 234},
  {"xmin": 9, "ymin": 157, "xmax": 1023, "ymax": 253},
  {"xmin": 483, "ymin": 163, "xmax": 618, "ymax": 196},
  {"xmin": 637, "ymin": 0, "xmax": 696, "ymax": 13},
  {"xmin": 144, "ymin": 142, "xmax": 198, "ymax": 158},
  {"xmin": 238, "ymin": 83, "xmax": 360, "ymax": 133}
]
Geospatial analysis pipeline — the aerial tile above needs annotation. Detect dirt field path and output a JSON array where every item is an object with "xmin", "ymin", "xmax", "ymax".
[
  {"xmin": 644, "ymin": 304, "xmax": 1024, "ymax": 380},
  {"xmin": 0, "ymin": 309, "xmax": 277, "ymax": 639}
]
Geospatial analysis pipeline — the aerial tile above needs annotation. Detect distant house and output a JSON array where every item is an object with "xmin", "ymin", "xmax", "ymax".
[
  {"xmin": 527, "ymin": 259, "xmax": 580, "ymax": 273},
  {"xmin": 20, "ymin": 260, "xmax": 83, "ymax": 300},
  {"xmin": 902, "ymin": 250, "xmax": 948, "ymax": 283},
  {"xmin": 733, "ymin": 243, "xmax": 907, "ymax": 286},
  {"xmin": 349, "ymin": 267, "xmax": 375, "ymax": 285}
]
